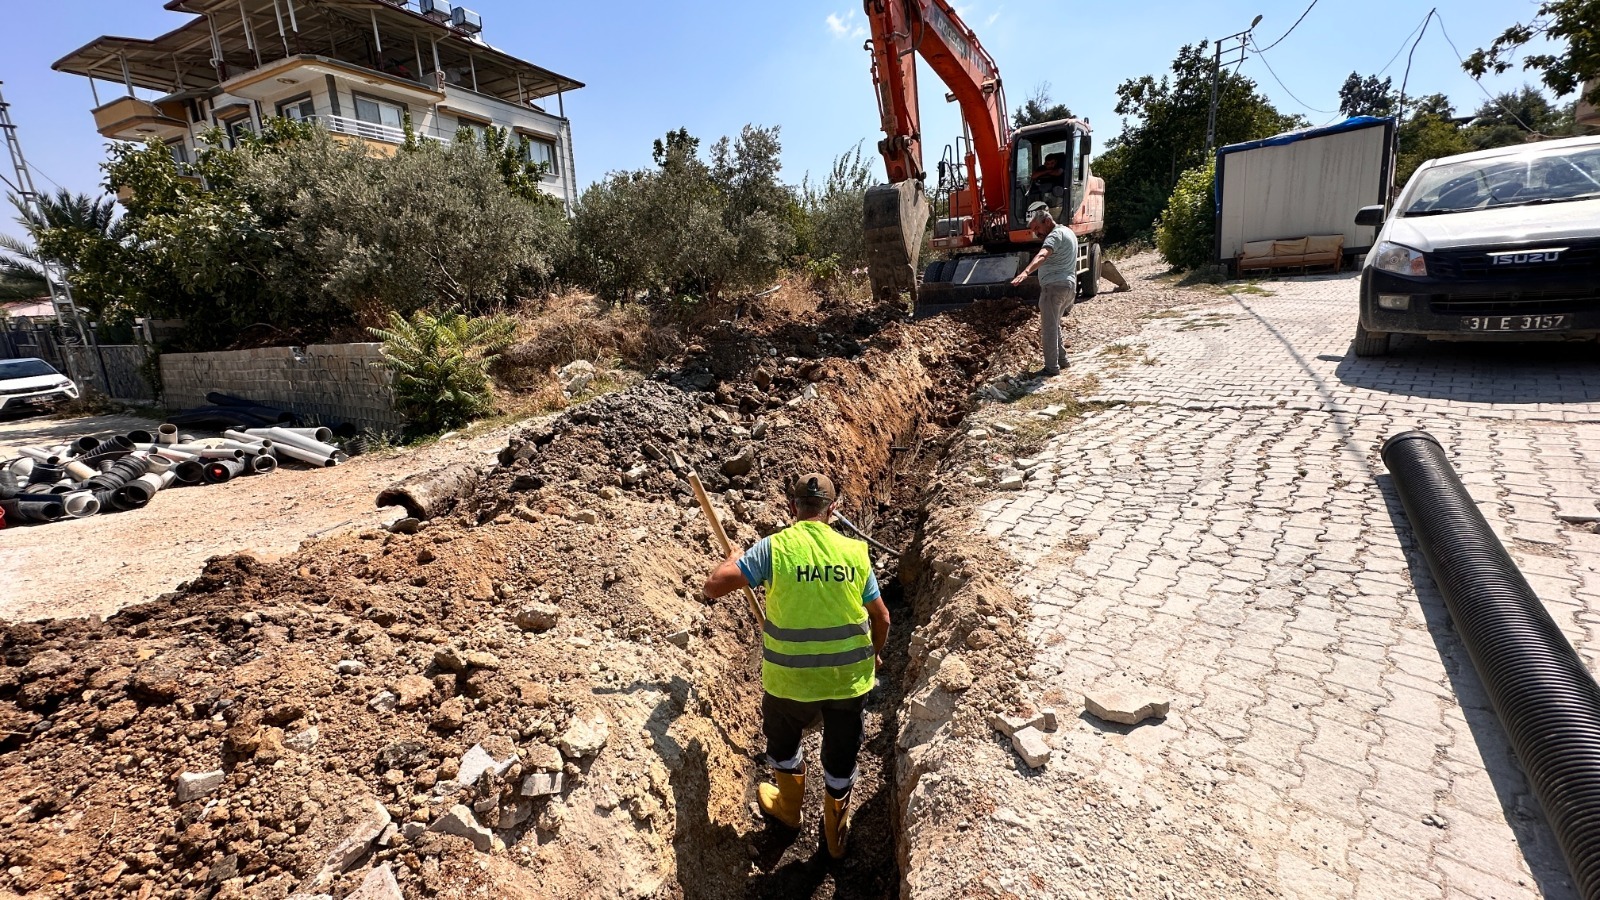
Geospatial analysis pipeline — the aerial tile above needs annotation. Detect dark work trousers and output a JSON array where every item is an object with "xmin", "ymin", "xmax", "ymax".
[{"xmin": 762, "ymin": 692, "xmax": 867, "ymax": 798}]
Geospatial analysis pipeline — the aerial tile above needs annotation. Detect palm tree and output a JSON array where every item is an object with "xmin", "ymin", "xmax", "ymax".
[
  {"xmin": 0, "ymin": 232, "xmax": 47, "ymax": 301},
  {"xmin": 1, "ymin": 189, "xmax": 122, "ymax": 308}
]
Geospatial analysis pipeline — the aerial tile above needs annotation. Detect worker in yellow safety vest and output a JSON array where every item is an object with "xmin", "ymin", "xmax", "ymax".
[{"xmin": 702, "ymin": 472, "xmax": 891, "ymax": 858}]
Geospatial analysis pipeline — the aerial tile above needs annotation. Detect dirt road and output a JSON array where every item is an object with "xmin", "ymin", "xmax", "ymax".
[{"xmin": 0, "ymin": 412, "xmax": 508, "ymax": 622}]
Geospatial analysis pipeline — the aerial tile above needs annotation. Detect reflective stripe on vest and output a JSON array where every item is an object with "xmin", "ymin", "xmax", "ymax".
[{"xmin": 761, "ymin": 521, "xmax": 875, "ymax": 702}]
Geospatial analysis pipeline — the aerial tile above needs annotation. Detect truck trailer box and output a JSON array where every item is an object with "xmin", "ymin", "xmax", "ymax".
[{"xmin": 1214, "ymin": 116, "xmax": 1396, "ymax": 270}]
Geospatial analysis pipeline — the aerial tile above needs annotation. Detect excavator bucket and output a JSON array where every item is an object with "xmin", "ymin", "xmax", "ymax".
[{"xmin": 863, "ymin": 182, "xmax": 928, "ymax": 305}]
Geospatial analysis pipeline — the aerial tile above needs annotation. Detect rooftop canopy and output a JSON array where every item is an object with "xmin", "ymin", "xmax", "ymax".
[{"xmin": 53, "ymin": 0, "xmax": 582, "ymax": 107}]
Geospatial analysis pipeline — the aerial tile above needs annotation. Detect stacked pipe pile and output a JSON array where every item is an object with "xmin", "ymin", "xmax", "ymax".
[
  {"xmin": 0, "ymin": 423, "xmax": 350, "ymax": 528},
  {"xmin": 1383, "ymin": 430, "xmax": 1600, "ymax": 897}
]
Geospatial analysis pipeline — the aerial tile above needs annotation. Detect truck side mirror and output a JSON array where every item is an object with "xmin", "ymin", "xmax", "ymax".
[
  {"xmin": 1078, "ymin": 134, "xmax": 1091, "ymax": 180},
  {"xmin": 1354, "ymin": 205, "xmax": 1386, "ymax": 227}
]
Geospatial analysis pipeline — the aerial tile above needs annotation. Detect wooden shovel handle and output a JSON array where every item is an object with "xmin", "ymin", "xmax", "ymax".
[{"xmin": 687, "ymin": 472, "xmax": 766, "ymax": 626}]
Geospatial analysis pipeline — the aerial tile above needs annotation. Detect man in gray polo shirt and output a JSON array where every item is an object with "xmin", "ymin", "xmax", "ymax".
[{"xmin": 1010, "ymin": 201, "xmax": 1079, "ymax": 376}]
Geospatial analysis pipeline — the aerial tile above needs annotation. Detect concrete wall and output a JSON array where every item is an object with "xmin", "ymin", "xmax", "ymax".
[{"xmin": 160, "ymin": 343, "xmax": 402, "ymax": 429}]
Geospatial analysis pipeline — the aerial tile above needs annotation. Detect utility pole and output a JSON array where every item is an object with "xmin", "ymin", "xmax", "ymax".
[
  {"xmin": 0, "ymin": 81, "xmax": 92, "ymax": 383},
  {"xmin": 1205, "ymin": 15, "xmax": 1263, "ymax": 161}
]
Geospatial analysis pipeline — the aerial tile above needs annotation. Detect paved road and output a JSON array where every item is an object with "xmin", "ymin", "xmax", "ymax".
[{"xmin": 977, "ymin": 273, "xmax": 1600, "ymax": 898}]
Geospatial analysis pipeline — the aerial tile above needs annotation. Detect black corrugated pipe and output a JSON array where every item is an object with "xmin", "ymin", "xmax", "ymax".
[
  {"xmin": 69, "ymin": 435, "xmax": 100, "ymax": 457},
  {"xmin": 85, "ymin": 456, "xmax": 148, "ymax": 492},
  {"xmin": 0, "ymin": 468, "xmax": 19, "ymax": 500},
  {"xmin": 5, "ymin": 495, "xmax": 65, "ymax": 522},
  {"xmin": 1382, "ymin": 430, "xmax": 1600, "ymax": 897},
  {"xmin": 92, "ymin": 487, "xmax": 118, "ymax": 512},
  {"xmin": 79, "ymin": 435, "xmax": 135, "ymax": 466},
  {"xmin": 27, "ymin": 462, "xmax": 65, "ymax": 486},
  {"xmin": 204, "ymin": 458, "xmax": 245, "ymax": 483},
  {"xmin": 126, "ymin": 429, "xmax": 155, "ymax": 445},
  {"xmin": 111, "ymin": 480, "xmax": 154, "ymax": 511}
]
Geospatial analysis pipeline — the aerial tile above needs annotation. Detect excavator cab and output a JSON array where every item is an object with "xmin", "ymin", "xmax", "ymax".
[{"xmin": 1010, "ymin": 121, "xmax": 1092, "ymax": 237}]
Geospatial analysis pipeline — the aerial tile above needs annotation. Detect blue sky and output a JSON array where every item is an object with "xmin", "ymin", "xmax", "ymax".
[{"xmin": 0, "ymin": 0, "xmax": 1557, "ymax": 243}]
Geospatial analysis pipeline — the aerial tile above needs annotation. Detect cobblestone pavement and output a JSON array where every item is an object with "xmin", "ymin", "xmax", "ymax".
[{"xmin": 974, "ymin": 273, "xmax": 1600, "ymax": 898}]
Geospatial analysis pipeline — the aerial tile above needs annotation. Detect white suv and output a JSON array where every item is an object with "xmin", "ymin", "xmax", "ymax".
[{"xmin": 0, "ymin": 358, "xmax": 80, "ymax": 413}]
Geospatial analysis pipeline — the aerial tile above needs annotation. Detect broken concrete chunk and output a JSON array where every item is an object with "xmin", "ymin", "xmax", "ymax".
[
  {"xmin": 175, "ymin": 770, "xmax": 225, "ymax": 803},
  {"xmin": 996, "ymin": 474, "xmax": 1025, "ymax": 491},
  {"xmin": 515, "ymin": 604, "xmax": 561, "ymax": 632},
  {"xmin": 456, "ymin": 744, "xmax": 517, "ymax": 788},
  {"xmin": 368, "ymin": 691, "xmax": 398, "ymax": 713},
  {"xmin": 285, "ymin": 725, "xmax": 321, "ymax": 753},
  {"xmin": 346, "ymin": 864, "xmax": 403, "ymax": 900},
  {"xmin": 558, "ymin": 360, "xmax": 595, "ymax": 396},
  {"xmin": 721, "ymin": 447, "xmax": 756, "ymax": 477},
  {"xmin": 557, "ymin": 714, "xmax": 610, "ymax": 758},
  {"xmin": 934, "ymin": 655, "xmax": 974, "ymax": 692},
  {"xmin": 1083, "ymin": 687, "xmax": 1170, "ymax": 726},
  {"xmin": 428, "ymin": 804, "xmax": 492, "ymax": 852},
  {"xmin": 393, "ymin": 674, "xmax": 434, "ymax": 710},
  {"xmin": 665, "ymin": 629, "xmax": 691, "ymax": 648},
  {"xmin": 751, "ymin": 419, "xmax": 770, "ymax": 440},
  {"xmin": 572, "ymin": 509, "xmax": 599, "ymax": 525},
  {"xmin": 313, "ymin": 799, "xmax": 391, "ymax": 887},
  {"xmin": 988, "ymin": 713, "xmax": 1032, "ymax": 737},
  {"xmin": 520, "ymin": 771, "xmax": 564, "ymax": 797},
  {"xmin": 1011, "ymin": 727, "xmax": 1052, "ymax": 768},
  {"xmin": 337, "ymin": 660, "xmax": 367, "ymax": 676}
]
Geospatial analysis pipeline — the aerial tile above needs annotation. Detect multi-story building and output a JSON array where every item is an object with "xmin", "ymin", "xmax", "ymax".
[{"xmin": 53, "ymin": 0, "xmax": 582, "ymax": 205}]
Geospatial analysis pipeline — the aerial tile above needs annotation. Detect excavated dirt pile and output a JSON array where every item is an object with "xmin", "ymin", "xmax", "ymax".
[{"xmin": 0, "ymin": 298, "xmax": 1031, "ymax": 900}]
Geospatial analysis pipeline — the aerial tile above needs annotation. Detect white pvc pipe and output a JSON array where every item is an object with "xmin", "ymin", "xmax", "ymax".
[
  {"xmin": 133, "ymin": 472, "xmax": 167, "ymax": 495},
  {"xmin": 9, "ymin": 458, "xmax": 33, "ymax": 478},
  {"xmin": 269, "ymin": 441, "xmax": 336, "ymax": 468},
  {"xmin": 143, "ymin": 455, "xmax": 173, "ymax": 475},
  {"xmin": 278, "ymin": 426, "xmax": 334, "ymax": 443},
  {"xmin": 221, "ymin": 439, "xmax": 272, "ymax": 455},
  {"xmin": 197, "ymin": 448, "xmax": 246, "ymax": 460},
  {"xmin": 249, "ymin": 453, "xmax": 279, "ymax": 474},
  {"xmin": 158, "ymin": 424, "xmax": 179, "ymax": 445},
  {"xmin": 250, "ymin": 427, "xmax": 343, "ymax": 460},
  {"xmin": 62, "ymin": 491, "xmax": 100, "ymax": 518},
  {"xmin": 64, "ymin": 460, "xmax": 96, "ymax": 481},
  {"xmin": 223, "ymin": 430, "xmax": 275, "ymax": 451},
  {"xmin": 153, "ymin": 447, "xmax": 199, "ymax": 462},
  {"xmin": 18, "ymin": 447, "xmax": 53, "ymax": 462}
]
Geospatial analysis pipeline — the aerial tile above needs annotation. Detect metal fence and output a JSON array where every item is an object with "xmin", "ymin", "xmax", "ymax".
[{"xmin": 0, "ymin": 320, "xmax": 156, "ymax": 403}]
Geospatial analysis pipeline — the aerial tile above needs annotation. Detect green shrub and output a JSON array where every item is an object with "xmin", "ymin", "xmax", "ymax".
[
  {"xmin": 1155, "ymin": 160, "xmax": 1216, "ymax": 271},
  {"xmin": 370, "ymin": 306, "xmax": 516, "ymax": 434}
]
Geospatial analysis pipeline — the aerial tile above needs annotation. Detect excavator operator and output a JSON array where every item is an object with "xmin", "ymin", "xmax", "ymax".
[
  {"xmin": 701, "ymin": 473, "xmax": 891, "ymax": 859},
  {"xmin": 1028, "ymin": 152, "xmax": 1068, "ymax": 214}
]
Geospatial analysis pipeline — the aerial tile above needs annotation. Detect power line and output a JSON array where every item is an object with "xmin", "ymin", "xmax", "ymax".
[
  {"xmin": 1256, "ymin": 0, "xmax": 1320, "ymax": 53},
  {"xmin": 1248, "ymin": 36, "xmax": 1339, "ymax": 115},
  {"xmin": 1434, "ymin": 14, "xmax": 1543, "ymax": 135},
  {"xmin": 1375, "ymin": 13, "xmax": 1433, "ymax": 79},
  {"xmin": 1394, "ymin": 8, "xmax": 1436, "ymax": 121}
]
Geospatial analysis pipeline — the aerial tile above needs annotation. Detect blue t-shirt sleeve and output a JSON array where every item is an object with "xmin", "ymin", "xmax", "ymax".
[
  {"xmin": 862, "ymin": 569, "xmax": 882, "ymax": 605},
  {"xmin": 737, "ymin": 537, "xmax": 773, "ymax": 588}
]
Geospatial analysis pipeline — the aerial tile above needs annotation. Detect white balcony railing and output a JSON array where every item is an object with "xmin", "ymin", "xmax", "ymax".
[{"xmin": 312, "ymin": 114, "xmax": 409, "ymax": 145}]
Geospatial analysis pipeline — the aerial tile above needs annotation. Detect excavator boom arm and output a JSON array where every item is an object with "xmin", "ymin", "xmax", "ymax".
[{"xmin": 863, "ymin": 0, "xmax": 1009, "ymax": 215}]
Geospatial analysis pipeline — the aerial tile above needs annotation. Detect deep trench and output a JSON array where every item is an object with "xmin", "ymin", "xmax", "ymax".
[{"xmin": 670, "ymin": 312, "xmax": 1024, "ymax": 900}]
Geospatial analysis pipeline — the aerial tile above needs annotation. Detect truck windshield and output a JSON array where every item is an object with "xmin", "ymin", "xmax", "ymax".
[
  {"xmin": 1401, "ymin": 144, "xmax": 1600, "ymax": 216},
  {"xmin": 0, "ymin": 359, "xmax": 60, "ymax": 379}
]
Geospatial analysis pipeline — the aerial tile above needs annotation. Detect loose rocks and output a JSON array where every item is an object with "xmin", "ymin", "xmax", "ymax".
[
  {"xmin": 1083, "ymin": 685, "xmax": 1170, "ymax": 726},
  {"xmin": 428, "ymin": 804, "xmax": 493, "ymax": 852},
  {"xmin": 175, "ymin": 770, "xmax": 225, "ymax": 803},
  {"xmin": 1011, "ymin": 727, "xmax": 1052, "ymax": 768},
  {"xmin": 557, "ymin": 714, "xmax": 610, "ymax": 759}
]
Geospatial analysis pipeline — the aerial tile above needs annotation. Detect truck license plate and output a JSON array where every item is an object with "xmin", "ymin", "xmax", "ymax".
[{"xmin": 1460, "ymin": 314, "xmax": 1569, "ymax": 332}]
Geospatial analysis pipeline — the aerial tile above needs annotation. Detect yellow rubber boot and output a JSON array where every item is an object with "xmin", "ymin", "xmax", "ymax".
[
  {"xmin": 823, "ymin": 789, "xmax": 853, "ymax": 859},
  {"xmin": 758, "ymin": 771, "xmax": 805, "ymax": 828}
]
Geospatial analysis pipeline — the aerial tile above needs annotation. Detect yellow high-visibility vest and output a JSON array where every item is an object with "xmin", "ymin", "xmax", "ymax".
[{"xmin": 762, "ymin": 521, "xmax": 875, "ymax": 701}]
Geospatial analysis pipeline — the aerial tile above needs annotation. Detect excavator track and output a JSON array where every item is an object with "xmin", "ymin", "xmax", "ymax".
[{"xmin": 863, "ymin": 182, "xmax": 929, "ymax": 306}]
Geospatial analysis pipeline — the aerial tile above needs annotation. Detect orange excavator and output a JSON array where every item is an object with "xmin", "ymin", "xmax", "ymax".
[{"xmin": 860, "ymin": 0, "xmax": 1107, "ymax": 315}]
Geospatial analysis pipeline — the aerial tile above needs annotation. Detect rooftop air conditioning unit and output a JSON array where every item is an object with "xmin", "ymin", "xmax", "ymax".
[
  {"xmin": 420, "ymin": 0, "xmax": 450, "ymax": 23},
  {"xmin": 450, "ymin": 7, "xmax": 483, "ymax": 34}
]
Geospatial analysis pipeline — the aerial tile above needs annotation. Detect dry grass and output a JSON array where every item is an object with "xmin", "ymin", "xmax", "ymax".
[{"xmin": 494, "ymin": 291, "xmax": 680, "ymax": 390}]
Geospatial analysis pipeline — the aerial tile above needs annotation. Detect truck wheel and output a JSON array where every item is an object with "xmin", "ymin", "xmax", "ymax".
[
  {"xmin": 1352, "ymin": 323, "xmax": 1390, "ymax": 357},
  {"xmin": 1080, "ymin": 243, "xmax": 1102, "ymax": 300}
]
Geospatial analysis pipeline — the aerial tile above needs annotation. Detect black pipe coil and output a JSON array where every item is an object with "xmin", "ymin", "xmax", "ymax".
[
  {"xmin": 1382, "ymin": 430, "xmax": 1600, "ymax": 897},
  {"xmin": 172, "ymin": 460, "xmax": 206, "ymax": 484},
  {"xmin": 126, "ymin": 429, "xmax": 155, "ymax": 445},
  {"xmin": 0, "ymin": 468, "xmax": 18, "ymax": 500}
]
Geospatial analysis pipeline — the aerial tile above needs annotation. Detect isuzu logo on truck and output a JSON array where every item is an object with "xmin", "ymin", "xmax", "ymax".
[{"xmin": 1489, "ymin": 249, "xmax": 1567, "ymax": 266}]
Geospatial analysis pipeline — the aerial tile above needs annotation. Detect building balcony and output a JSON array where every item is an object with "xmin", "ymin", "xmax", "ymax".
[
  {"xmin": 91, "ymin": 96, "xmax": 189, "ymax": 141},
  {"xmin": 309, "ymin": 114, "xmax": 443, "ymax": 150},
  {"xmin": 218, "ymin": 55, "xmax": 444, "ymax": 106}
]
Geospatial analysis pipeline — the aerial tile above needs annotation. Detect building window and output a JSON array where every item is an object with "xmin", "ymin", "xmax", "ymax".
[
  {"xmin": 167, "ymin": 141, "xmax": 190, "ymax": 166},
  {"xmin": 523, "ymin": 136, "xmax": 559, "ymax": 176},
  {"xmin": 457, "ymin": 117, "xmax": 489, "ymax": 145},
  {"xmin": 353, "ymin": 94, "xmax": 405, "ymax": 130},
  {"xmin": 223, "ymin": 115, "xmax": 255, "ymax": 147},
  {"xmin": 277, "ymin": 96, "xmax": 316, "ymax": 122}
]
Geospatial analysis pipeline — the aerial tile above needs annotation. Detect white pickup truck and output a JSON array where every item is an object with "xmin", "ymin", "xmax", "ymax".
[{"xmin": 1352, "ymin": 134, "xmax": 1600, "ymax": 356}]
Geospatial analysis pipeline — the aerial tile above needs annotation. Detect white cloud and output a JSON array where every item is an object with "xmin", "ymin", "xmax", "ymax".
[
  {"xmin": 826, "ymin": 10, "xmax": 867, "ymax": 39},
  {"xmin": 986, "ymin": 9, "xmax": 1002, "ymax": 26}
]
